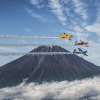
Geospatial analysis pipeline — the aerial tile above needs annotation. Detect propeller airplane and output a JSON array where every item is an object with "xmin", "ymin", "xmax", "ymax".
[
  {"xmin": 75, "ymin": 40, "xmax": 88, "ymax": 47},
  {"xmin": 59, "ymin": 33, "xmax": 73, "ymax": 40},
  {"xmin": 73, "ymin": 48, "xmax": 88, "ymax": 56}
]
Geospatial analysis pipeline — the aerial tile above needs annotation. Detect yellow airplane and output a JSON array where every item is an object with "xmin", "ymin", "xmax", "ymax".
[{"xmin": 59, "ymin": 33, "xmax": 73, "ymax": 40}]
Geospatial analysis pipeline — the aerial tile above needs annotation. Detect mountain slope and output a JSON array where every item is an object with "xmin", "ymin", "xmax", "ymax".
[{"xmin": 0, "ymin": 45, "xmax": 100, "ymax": 88}]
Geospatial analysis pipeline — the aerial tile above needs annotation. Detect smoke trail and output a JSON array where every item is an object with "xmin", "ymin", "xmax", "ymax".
[
  {"xmin": 0, "ymin": 35, "xmax": 59, "ymax": 39},
  {"xmin": 0, "ymin": 52, "xmax": 73, "ymax": 56},
  {"xmin": 0, "ymin": 43, "xmax": 75, "ymax": 46}
]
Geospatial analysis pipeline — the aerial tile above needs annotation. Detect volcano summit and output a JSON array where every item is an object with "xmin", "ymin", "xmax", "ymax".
[{"xmin": 0, "ymin": 45, "xmax": 100, "ymax": 88}]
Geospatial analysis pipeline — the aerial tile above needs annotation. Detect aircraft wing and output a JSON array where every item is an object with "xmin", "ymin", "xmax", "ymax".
[
  {"xmin": 82, "ymin": 52, "xmax": 88, "ymax": 56},
  {"xmin": 78, "ymin": 48, "xmax": 88, "ymax": 56},
  {"xmin": 78, "ymin": 48, "xmax": 82, "ymax": 52}
]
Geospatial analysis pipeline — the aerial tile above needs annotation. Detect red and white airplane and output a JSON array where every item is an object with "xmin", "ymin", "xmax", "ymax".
[{"xmin": 75, "ymin": 40, "xmax": 88, "ymax": 47}]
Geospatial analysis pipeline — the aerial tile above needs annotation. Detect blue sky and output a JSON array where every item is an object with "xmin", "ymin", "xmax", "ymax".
[{"xmin": 0, "ymin": 0, "xmax": 100, "ymax": 66}]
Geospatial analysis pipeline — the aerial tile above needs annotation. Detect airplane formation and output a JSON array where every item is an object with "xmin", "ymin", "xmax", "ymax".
[
  {"xmin": 0, "ymin": 33, "xmax": 88, "ymax": 56},
  {"xmin": 59, "ymin": 33, "xmax": 88, "ymax": 56}
]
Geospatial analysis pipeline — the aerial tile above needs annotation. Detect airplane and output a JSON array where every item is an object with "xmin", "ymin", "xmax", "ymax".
[
  {"xmin": 73, "ymin": 48, "xmax": 88, "ymax": 56},
  {"xmin": 59, "ymin": 33, "xmax": 73, "ymax": 40},
  {"xmin": 75, "ymin": 40, "xmax": 88, "ymax": 47}
]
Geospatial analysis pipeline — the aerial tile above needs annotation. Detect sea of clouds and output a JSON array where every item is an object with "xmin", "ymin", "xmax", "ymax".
[{"xmin": 0, "ymin": 76, "xmax": 100, "ymax": 100}]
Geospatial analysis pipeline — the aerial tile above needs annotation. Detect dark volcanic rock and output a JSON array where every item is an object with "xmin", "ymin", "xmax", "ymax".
[{"xmin": 0, "ymin": 45, "xmax": 100, "ymax": 88}]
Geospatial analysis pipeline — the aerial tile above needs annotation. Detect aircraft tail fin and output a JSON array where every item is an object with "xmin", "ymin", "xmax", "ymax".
[
  {"xmin": 59, "ymin": 34, "xmax": 62, "ymax": 38},
  {"xmin": 73, "ymin": 49, "xmax": 76, "ymax": 53}
]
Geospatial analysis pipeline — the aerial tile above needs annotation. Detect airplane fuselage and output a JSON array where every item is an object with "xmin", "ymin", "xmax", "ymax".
[{"xmin": 73, "ymin": 51, "xmax": 87, "ymax": 54}]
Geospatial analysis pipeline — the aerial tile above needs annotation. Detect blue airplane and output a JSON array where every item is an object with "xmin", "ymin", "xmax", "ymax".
[{"xmin": 73, "ymin": 48, "xmax": 88, "ymax": 56}]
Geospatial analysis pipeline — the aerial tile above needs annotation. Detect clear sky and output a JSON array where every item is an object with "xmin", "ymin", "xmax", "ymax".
[{"xmin": 0, "ymin": 0, "xmax": 100, "ymax": 66}]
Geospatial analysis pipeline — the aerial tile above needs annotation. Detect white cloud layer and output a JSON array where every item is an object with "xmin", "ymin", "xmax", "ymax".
[
  {"xmin": 30, "ymin": 0, "xmax": 39, "ymax": 5},
  {"xmin": 86, "ymin": 23, "xmax": 100, "ymax": 36},
  {"xmin": 72, "ymin": 0, "xmax": 87, "ymax": 20},
  {"xmin": 71, "ymin": 25, "xmax": 89, "ymax": 41},
  {"xmin": 0, "ymin": 76, "xmax": 100, "ymax": 100},
  {"xmin": 26, "ymin": 9, "xmax": 46, "ymax": 21},
  {"xmin": 49, "ymin": 0, "xmax": 67, "ymax": 25},
  {"xmin": 30, "ymin": 0, "xmax": 45, "ymax": 9},
  {"xmin": 29, "ymin": 0, "xmax": 88, "ymax": 25},
  {"xmin": 85, "ymin": 7, "xmax": 100, "ymax": 36}
]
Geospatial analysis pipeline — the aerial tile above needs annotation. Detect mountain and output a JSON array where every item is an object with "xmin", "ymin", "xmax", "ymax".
[{"xmin": 0, "ymin": 45, "xmax": 100, "ymax": 88}]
